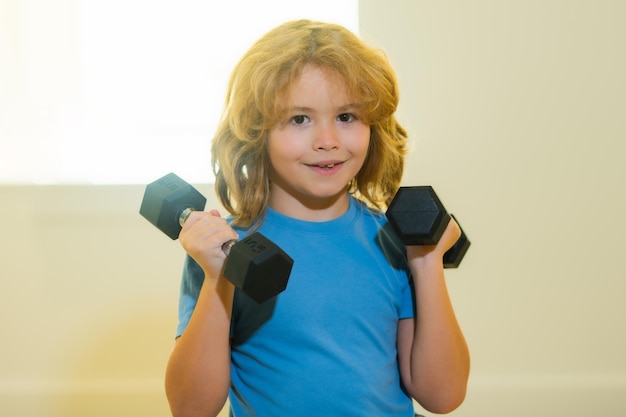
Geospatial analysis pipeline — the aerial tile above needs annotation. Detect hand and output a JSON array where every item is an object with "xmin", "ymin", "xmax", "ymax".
[
  {"xmin": 179, "ymin": 209, "xmax": 239, "ymax": 280},
  {"xmin": 405, "ymin": 217, "xmax": 462, "ymax": 265}
]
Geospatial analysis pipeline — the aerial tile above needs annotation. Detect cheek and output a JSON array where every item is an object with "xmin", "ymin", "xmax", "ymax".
[
  {"xmin": 354, "ymin": 126, "xmax": 372, "ymax": 157},
  {"xmin": 267, "ymin": 131, "xmax": 299, "ymax": 170}
]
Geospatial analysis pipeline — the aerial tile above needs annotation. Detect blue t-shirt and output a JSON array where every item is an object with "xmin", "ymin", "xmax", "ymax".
[{"xmin": 177, "ymin": 196, "xmax": 416, "ymax": 416}]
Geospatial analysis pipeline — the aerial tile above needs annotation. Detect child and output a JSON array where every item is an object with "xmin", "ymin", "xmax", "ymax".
[{"xmin": 165, "ymin": 19, "xmax": 470, "ymax": 417}]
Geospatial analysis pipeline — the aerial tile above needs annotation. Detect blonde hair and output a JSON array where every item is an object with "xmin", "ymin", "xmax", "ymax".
[{"xmin": 211, "ymin": 19, "xmax": 408, "ymax": 227}]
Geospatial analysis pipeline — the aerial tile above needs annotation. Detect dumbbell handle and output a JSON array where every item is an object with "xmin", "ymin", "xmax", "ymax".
[{"xmin": 178, "ymin": 207, "xmax": 237, "ymax": 255}]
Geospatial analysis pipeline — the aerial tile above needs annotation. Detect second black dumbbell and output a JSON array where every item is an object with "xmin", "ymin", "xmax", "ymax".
[
  {"xmin": 139, "ymin": 172, "xmax": 293, "ymax": 303},
  {"xmin": 386, "ymin": 186, "xmax": 470, "ymax": 268}
]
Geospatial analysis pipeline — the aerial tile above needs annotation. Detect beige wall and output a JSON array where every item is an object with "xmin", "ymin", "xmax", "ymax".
[
  {"xmin": 1, "ymin": 1, "xmax": 625, "ymax": 416},
  {"xmin": 360, "ymin": 0, "xmax": 626, "ymax": 415},
  {"xmin": 0, "ymin": 184, "xmax": 188, "ymax": 416}
]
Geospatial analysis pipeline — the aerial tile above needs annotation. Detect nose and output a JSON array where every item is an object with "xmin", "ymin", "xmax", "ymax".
[{"xmin": 313, "ymin": 123, "xmax": 340, "ymax": 151}]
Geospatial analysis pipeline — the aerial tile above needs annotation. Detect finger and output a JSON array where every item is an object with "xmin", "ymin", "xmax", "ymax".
[{"xmin": 182, "ymin": 211, "xmax": 238, "ymax": 248}]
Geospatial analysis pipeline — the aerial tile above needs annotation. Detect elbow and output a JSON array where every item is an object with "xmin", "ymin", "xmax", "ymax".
[
  {"xmin": 406, "ymin": 372, "xmax": 468, "ymax": 415},
  {"xmin": 165, "ymin": 377, "xmax": 229, "ymax": 417},
  {"xmin": 168, "ymin": 406, "xmax": 224, "ymax": 417},
  {"xmin": 167, "ymin": 395, "xmax": 227, "ymax": 417},
  {"xmin": 422, "ymin": 389, "xmax": 466, "ymax": 414},
  {"xmin": 164, "ymin": 349, "xmax": 231, "ymax": 417},
  {"xmin": 415, "ymin": 383, "xmax": 467, "ymax": 415}
]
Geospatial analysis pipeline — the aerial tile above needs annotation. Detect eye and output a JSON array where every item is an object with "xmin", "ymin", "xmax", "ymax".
[
  {"xmin": 290, "ymin": 115, "xmax": 309, "ymax": 125},
  {"xmin": 337, "ymin": 113, "xmax": 356, "ymax": 123}
]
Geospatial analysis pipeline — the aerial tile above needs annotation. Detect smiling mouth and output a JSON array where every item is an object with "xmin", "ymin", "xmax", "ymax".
[{"xmin": 308, "ymin": 161, "xmax": 343, "ymax": 169}]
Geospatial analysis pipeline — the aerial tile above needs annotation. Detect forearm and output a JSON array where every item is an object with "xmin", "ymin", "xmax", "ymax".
[
  {"xmin": 165, "ymin": 277, "xmax": 234, "ymax": 417},
  {"xmin": 406, "ymin": 256, "xmax": 470, "ymax": 413}
]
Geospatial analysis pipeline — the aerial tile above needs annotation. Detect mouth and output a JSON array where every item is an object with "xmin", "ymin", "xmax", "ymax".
[
  {"xmin": 306, "ymin": 161, "xmax": 345, "ymax": 173},
  {"xmin": 308, "ymin": 161, "xmax": 343, "ymax": 168}
]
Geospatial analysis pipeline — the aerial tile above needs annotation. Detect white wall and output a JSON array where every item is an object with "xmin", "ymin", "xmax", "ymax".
[
  {"xmin": 1, "ymin": 1, "xmax": 625, "ymax": 416},
  {"xmin": 359, "ymin": 0, "xmax": 626, "ymax": 415}
]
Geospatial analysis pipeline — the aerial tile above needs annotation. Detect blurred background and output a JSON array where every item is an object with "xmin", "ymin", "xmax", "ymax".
[{"xmin": 1, "ymin": 0, "xmax": 625, "ymax": 416}]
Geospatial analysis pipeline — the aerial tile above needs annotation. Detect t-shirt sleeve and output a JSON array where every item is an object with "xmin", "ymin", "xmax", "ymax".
[
  {"xmin": 175, "ymin": 255, "xmax": 205, "ymax": 338},
  {"xmin": 375, "ymin": 218, "xmax": 416, "ymax": 320},
  {"xmin": 399, "ymin": 272, "xmax": 415, "ymax": 320}
]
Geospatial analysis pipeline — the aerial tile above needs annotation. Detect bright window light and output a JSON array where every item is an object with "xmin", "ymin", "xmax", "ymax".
[{"xmin": 0, "ymin": 0, "xmax": 358, "ymax": 184}]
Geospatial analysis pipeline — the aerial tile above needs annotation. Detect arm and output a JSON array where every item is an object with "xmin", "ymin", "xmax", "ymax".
[
  {"xmin": 165, "ymin": 210, "xmax": 238, "ymax": 417},
  {"xmin": 397, "ymin": 218, "xmax": 470, "ymax": 414}
]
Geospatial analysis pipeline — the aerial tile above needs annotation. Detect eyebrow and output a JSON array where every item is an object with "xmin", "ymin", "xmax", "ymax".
[
  {"xmin": 284, "ymin": 103, "xmax": 361, "ymax": 113},
  {"xmin": 285, "ymin": 106, "xmax": 314, "ymax": 114}
]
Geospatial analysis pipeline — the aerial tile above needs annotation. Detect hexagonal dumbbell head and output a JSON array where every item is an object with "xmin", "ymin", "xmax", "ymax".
[
  {"xmin": 139, "ymin": 172, "xmax": 206, "ymax": 240},
  {"xmin": 140, "ymin": 173, "xmax": 293, "ymax": 303},
  {"xmin": 386, "ymin": 186, "xmax": 471, "ymax": 268},
  {"xmin": 386, "ymin": 186, "xmax": 451, "ymax": 246},
  {"xmin": 224, "ymin": 232, "xmax": 294, "ymax": 304}
]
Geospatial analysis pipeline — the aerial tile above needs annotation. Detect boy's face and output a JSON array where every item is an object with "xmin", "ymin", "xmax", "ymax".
[{"xmin": 267, "ymin": 64, "xmax": 371, "ymax": 220}]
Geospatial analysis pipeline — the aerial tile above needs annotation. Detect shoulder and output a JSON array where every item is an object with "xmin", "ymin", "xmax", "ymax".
[
  {"xmin": 351, "ymin": 197, "xmax": 408, "ymax": 264},
  {"xmin": 351, "ymin": 196, "xmax": 387, "ymax": 224}
]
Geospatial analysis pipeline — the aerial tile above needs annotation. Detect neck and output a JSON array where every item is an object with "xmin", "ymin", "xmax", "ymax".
[{"xmin": 268, "ymin": 189, "xmax": 351, "ymax": 222}]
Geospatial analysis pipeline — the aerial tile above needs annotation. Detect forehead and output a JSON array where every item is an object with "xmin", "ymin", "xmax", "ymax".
[{"xmin": 282, "ymin": 64, "xmax": 353, "ymax": 106}]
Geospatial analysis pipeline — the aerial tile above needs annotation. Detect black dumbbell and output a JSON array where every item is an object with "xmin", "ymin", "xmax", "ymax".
[
  {"xmin": 386, "ymin": 186, "xmax": 470, "ymax": 268},
  {"xmin": 139, "ymin": 172, "xmax": 293, "ymax": 303}
]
